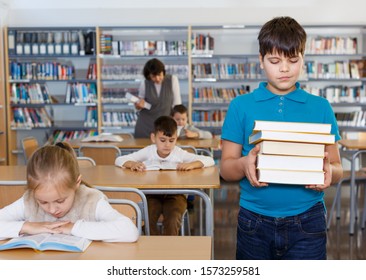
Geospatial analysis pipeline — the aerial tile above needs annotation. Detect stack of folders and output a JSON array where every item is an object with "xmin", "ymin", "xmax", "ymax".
[{"xmin": 249, "ymin": 120, "xmax": 335, "ymax": 185}]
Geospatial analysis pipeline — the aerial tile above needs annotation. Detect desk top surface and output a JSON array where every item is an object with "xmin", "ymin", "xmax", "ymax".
[
  {"xmin": 0, "ymin": 165, "xmax": 220, "ymax": 189},
  {"xmin": 69, "ymin": 138, "xmax": 220, "ymax": 150},
  {"xmin": 339, "ymin": 139, "xmax": 366, "ymax": 150},
  {"xmin": 0, "ymin": 236, "xmax": 211, "ymax": 260}
]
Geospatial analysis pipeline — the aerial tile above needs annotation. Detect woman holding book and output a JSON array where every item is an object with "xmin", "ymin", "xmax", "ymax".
[
  {"xmin": 134, "ymin": 58, "xmax": 182, "ymax": 138},
  {"xmin": 0, "ymin": 142, "xmax": 139, "ymax": 242},
  {"xmin": 220, "ymin": 17, "xmax": 343, "ymax": 260}
]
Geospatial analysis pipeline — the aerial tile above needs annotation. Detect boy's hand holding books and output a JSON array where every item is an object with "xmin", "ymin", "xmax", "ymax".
[{"xmin": 245, "ymin": 145, "xmax": 269, "ymax": 188}]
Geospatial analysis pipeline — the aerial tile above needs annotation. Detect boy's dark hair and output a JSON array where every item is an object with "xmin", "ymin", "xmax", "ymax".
[
  {"xmin": 258, "ymin": 16, "xmax": 307, "ymax": 57},
  {"xmin": 153, "ymin": 116, "xmax": 177, "ymax": 137},
  {"xmin": 143, "ymin": 58, "xmax": 166, "ymax": 80},
  {"xmin": 171, "ymin": 104, "xmax": 188, "ymax": 116}
]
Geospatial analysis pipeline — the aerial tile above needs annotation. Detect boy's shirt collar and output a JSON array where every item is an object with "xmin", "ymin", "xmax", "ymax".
[{"xmin": 254, "ymin": 82, "xmax": 308, "ymax": 103}]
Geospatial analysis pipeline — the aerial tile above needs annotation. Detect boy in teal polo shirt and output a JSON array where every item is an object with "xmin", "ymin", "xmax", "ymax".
[{"xmin": 220, "ymin": 16, "xmax": 343, "ymax": 260}]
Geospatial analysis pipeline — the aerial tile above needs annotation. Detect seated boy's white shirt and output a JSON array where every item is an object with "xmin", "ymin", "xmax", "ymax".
[{"xmin": 115, "ymin": 144, "xmax": 215, "ymax": 168}]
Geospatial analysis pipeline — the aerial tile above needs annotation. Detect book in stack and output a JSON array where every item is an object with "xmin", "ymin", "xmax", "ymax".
[{"xmin": 249, "ymin": 120, "xmax": 335, "ymax": 185}]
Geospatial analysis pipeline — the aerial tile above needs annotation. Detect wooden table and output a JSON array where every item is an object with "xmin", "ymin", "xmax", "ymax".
[
  {"xmin": 338, "ymin": 139, "xmax": 366, "ymax": 235},
  {"xmin": 0, "ymin": 236, "xmax": 211, "ymax": 260},
  {"xmin": 0, "ymin": 165, "xmax": 220, "ymax": 236},
  {"xmin": 69, "ymin": 138, "xmax": 220, "ymax": 150}
]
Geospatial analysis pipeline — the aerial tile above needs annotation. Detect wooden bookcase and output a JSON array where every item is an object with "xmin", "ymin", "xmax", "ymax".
[
  {"xmin": 4, "ymin": 26, "xmax": 98, "ymax": 165},
  {"xmin": 0, "ymin": 27, "xmax": 7, "ymax": 165},
  {"xmin": 97, "ymin": 26, "xmax": 189, "ymax": 134}
]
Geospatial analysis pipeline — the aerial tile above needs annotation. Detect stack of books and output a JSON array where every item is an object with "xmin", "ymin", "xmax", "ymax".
[{"xmin": 249, "ymin": 120, "xmax": 335, "ymax": 185}]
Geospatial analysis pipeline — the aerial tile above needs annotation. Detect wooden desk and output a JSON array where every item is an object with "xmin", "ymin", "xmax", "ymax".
[
  {"xmin": 0, "ymin": 236, "xmax": 211, "ymax": 260},
  {"xmin": 338, "ymin": 139, "xmax": 366, "ymax": 235},
  {"xmin": 0, "ymin": 166, "xmax": 220, "ymax": 236},
  {"xmin": 69, "ymin": 138, "xmax": 220, "ymax": 150}
]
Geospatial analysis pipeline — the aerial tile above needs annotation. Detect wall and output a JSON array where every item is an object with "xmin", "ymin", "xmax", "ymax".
[{"xmin": 2, "ymin": 0, "xmax": 366, "ymax": 26}]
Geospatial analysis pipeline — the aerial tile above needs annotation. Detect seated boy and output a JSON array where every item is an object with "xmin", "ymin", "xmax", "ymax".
[
  {"xmin": 115, "ymin": 115, "xmax": 215, "ymax": 235},
  {"xmin": 171, "ymin": 104, "xmax": 213, "ymax": 139}
]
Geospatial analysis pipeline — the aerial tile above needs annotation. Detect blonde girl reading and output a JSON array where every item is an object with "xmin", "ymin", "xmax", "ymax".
[{"xmin": 0, "ymin": 142, "xmax": 139, "ymax": 242}]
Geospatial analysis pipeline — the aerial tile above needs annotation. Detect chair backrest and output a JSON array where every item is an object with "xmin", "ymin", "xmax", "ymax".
[
  {"xmin": 77, "ymin": 156, "xmax": 96, "ymax": 167},
  {"xmin": 108, "ymin": 198, "xmax": 142, "ymax": 235},
  {"xmin": 21, "ymin": 137, "xmax": 39, "ymax": 163},
  {"xmin": 94, "ymin": 186, "xmax": 150, "ymax": 235},
  {"xmin": 79, "ymin": 145, "xmax": 121, "ymax": 165}
]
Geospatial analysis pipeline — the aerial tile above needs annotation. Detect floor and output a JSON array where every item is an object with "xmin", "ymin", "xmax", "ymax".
[{"xmin": 210, "ymin": 180, "xmax": 366, "ymax": 260}]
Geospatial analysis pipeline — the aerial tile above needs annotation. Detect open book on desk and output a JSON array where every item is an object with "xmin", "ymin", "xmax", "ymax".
[
  {"xmin": 81, "ymin": 134, "xmax": 123, "ymax": 143},
  {"xmin": 0, "ymin": 233, "xmax": 92, "ymax": 252},
  {"xmin": 143, "ymin": 160, "xmax": 178, "ymax": 171}
]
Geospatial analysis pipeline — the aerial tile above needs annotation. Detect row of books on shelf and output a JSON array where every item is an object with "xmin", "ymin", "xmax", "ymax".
[
  {"xmin": 303, "ymin": 85, "xmax": 366, "ymax": 103},
  {"xmin": 191, "ymin": 110, "xmax": 226, "ymax": 127},
  {"xmin": 11, "ymin": 107, "xmax": 52, "ymax": 128},
  {"xmin": 192, "ymin": 85, "xmax": 250, "ymax": 103},
  {"xmin": 304, "ymin": 60, "xmax": 365, "ymax": 79},
  {"xmin": 65, "ymin": 83, "xmax": 97, "ymax": 104},
  {"xmin": 100, "ymin": 35, "xmax": 188, "ymax": 56},
  {"xmin": 249, "ymin": 120, "xmax": 334, "ymax": 185},
  {"xmin": 11, "ymin": 83, "xmax": 52, "ymax": 104},
  {"xmin": 102, "ymin": 111, "xmax": 138, "ymax": 127},
  {"xmin": 101, "ymin": 88, "xmax": 139, "ymax": 104},
  {"xmin": 49, "ymin": 130, "xmax": 97, "ymax": 144},
  {"xmin": 11, "ymin": 107, "xmax": 98, "ymax": 129},
  {"xmin": 335, "ymin": 111, "xmax": 366, "ymax": 127},
  {"xmin": 101, "ymin": 64, "xmax": 189, "ymax": 80},
  {"xmin": 9, "ymin": 61, "xmax": 76, "ymax": 81},
  {"xmin": 192, "ymin": 63, "xmax": 263, "ymax": 80},
  {"xmin": 83, "ymin": 107, "xmax": 98, "ymax": 128},
  {"xmin": 191, "ymin": 33, "xmax": 214, "ymax": 55},
  {"xmin": 305, "ymin": 36, "xmax": 358, "ymax": 55},
  {"xmin": 9, "ymin": 30, "xmax": 95, "ymax": 56}
]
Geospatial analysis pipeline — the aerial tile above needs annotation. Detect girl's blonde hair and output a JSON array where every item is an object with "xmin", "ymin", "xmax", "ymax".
[{"xmin": 26, "ymin": 142, "xmax": 89, "ymax": 191}]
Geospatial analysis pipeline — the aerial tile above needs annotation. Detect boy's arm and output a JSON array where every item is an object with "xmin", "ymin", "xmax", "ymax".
[
  {"xmin": 220, "ymin": 139, "xmax": 267, "ymax": 187},
  {"xmin": 176, "ymin": 161, "xmax": 204, "ymax": 171},
  {"xmin": 115, "ymin": 147, "xmax": 149, "ymax": 167},
  {"xmin": 185, "ymin": 125, "xmax": 213, "ymax": 139}
]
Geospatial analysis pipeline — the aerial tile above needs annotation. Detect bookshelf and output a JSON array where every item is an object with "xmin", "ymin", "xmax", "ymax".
[
  {"xmin": 190, "ymin": 25, "xmax": 264, "ymax": 135},
  {"xmin": 0, "ymin": 28, "xmax": 6, "ymax": 165},
  {"xmin": 97, "ymin": 26, "xmax": 190, "ymax": 134},
  {"xmin": 4, "ymin": 27, "xmax": 98, "ymax": 165},
  {"xmin": 3, "ymin": 24, "xmax": 366, "ymax": 164}
]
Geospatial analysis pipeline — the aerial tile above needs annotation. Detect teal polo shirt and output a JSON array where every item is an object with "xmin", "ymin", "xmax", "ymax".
[{"xmin": 221, "ymin": 82, "xmax": 341, "ymax": 217}]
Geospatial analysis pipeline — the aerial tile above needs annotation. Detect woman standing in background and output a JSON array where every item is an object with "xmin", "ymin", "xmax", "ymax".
[{"xmin": 134, "ymin": 58, "xmax": 182, "ymax": 138}]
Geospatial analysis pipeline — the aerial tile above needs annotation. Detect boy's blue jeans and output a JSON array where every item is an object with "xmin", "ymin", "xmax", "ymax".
[{"xmin": 236, "ymin": 202, "xmax": 327, "ymax": 260}]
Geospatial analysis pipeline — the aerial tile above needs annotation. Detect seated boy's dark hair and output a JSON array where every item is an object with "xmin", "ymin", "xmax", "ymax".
[
  {"xmin": 154, "ymin": 116, "xmax": 177, "ymax": 137},
  {"xmin": 171, "ymin": 104, "xmax": 188, "ymax": 116},
  {"xmin": 258, "ymin": 16, "xmax": 306, "ymax": 57},
  {"xmin": 143, "ymin": 58, "xmax": 166, "ymax": 80}
]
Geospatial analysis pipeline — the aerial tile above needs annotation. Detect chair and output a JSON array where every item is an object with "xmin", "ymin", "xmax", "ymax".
[
  {"xmin": 108, "ymin": 198, "xmax": 143, "ymax": 235},
  {"xmin": 79, "ymin": 144, "xmax": 121, "ymax": 165},
  {"xmin": 94, "ymin": 185, "xmax": 150, "ymax": 235},
  {"xmin": 21, "ymin": 137, "xmax": 39, "ymax": 163},
  {"xmin": 77, "ymin": 156, "xmax": 96, "ymax": 167}
]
